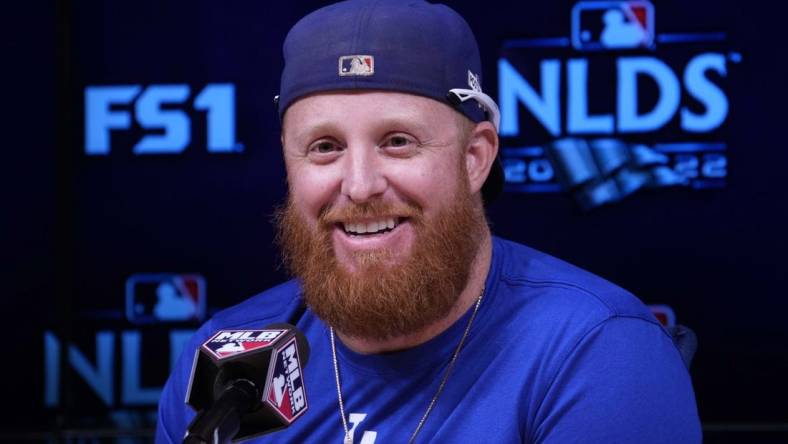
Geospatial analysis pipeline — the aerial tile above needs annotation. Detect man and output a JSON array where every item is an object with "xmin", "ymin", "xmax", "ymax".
[{"xmin": 157, "ymin": 1, "xmax": 701, "ymax": 442}]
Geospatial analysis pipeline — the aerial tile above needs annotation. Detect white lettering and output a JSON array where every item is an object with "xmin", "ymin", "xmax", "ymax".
[
  {"xmin": 272, "ymin": 374, "xmax": 286, "ymax": 407},
  {"xmin": 255, "ymin": 330, "xmax": 281, "ymax": 341},
  {"xmin": 348, "ymin": 413, "xmax": 378, "ymax": 444},
  {"xmin": 292, "ymin": 386, "xmax": 305, "ymax": 411},
  {"xmin": 284, "ymin": 344, "xmax": 298, "ymax": 374},
  {"xmin": 214, "ymin": 331, "xmax": 244, "ymax": 341}
]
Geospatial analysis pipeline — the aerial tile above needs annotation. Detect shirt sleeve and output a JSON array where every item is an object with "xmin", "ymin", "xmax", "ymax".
[{"xmin": 529, "ymin": 316, "xmax": 702, "ymax": 444}]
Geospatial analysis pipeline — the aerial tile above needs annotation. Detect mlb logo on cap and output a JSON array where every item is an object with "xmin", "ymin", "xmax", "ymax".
[{"xmin": 338, "ymin": 55, "xmax": 375, "ymax": 76}]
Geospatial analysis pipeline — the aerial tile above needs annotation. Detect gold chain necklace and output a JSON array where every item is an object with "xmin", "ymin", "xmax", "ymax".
[{"xmin": 330, "ymin": 288, "xmax": 485, "ymax": 444}]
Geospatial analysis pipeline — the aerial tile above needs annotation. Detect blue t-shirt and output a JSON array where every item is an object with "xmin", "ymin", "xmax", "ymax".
[{"xmin": 156, "ymin": 237, "xmax": 701, "ymax": 443}]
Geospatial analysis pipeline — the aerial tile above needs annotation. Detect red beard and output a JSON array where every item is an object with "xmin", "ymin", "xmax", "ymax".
[{"xmin": 275, "ymin": 175, "xmax": 486, "ymax": 340}]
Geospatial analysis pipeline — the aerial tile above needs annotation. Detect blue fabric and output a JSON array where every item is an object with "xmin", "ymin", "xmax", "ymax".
[
  {"xmin": 156, "ymin": 237, "xmax": 702, "ymax": 443},
  {"xmin": 278, "ymin": 0, "xmax": 485, "ymax": 123}
]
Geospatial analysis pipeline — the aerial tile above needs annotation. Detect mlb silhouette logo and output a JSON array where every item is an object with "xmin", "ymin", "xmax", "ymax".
[
  {"xmin": 338, "ymin": 55, "xmax": 375, "ymax": 76},
  {"xmin": 202, "ymin": 329, "xmax": 286, "ymax": 360},
  {"xmin": 265, "ymin": 337, "xmax": 308, "ymax": 423},
  {"xmin": 571, "ymin": 1, "xmax": 655, "ymax": 50},
  {"xmin": 125, "ymin": 273, "xmax": 206, "ymax": 324}
]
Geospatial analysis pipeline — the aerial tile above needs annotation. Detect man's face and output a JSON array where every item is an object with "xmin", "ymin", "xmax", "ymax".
[{"xmin": 277, "ymin": 91, "xmax": 487, "ymax": 339}]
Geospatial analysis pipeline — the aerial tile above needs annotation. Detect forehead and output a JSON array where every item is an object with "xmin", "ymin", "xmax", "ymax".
[{"xmin": 282, "ymin": 90, "xmax": 461, "ymax": 137}]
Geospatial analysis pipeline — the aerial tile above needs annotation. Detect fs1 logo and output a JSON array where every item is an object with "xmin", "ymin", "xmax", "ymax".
[
  {"xmin": 498, "ymin": 0, "xmax": 740, "ymax": 208},
  {"xmin": 85, "ymin": 83, "xmax": 240, "ymax": 155},
  {"xmin": 125, "ymin": 273, "xmax": 206, "ymax": 324}
]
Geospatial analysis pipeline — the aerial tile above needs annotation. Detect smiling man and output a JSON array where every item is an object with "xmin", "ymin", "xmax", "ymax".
[
  {"xmin": 278, "ymin": 90, "xmax": 493, "ymax": 352},
  {"xmin": 157, "ymin": 1, "xmax": 701, "ymax": 443}
]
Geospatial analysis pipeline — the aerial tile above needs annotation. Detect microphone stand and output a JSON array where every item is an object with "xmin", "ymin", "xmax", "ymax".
[{"xmin": 183, "ymin": 379, "xmax": 260, "ymax": 444}]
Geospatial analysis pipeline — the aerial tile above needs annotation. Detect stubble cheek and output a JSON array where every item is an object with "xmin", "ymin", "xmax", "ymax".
[{"xmin": 287, "ymin": 168, "xmax": 337, "ymax": 226}]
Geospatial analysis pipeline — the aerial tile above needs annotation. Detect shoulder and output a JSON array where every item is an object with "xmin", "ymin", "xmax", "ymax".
[
  {"xmin": 491, "ymin": 236, "xmax": 657, "ymax": 325},
  {"xmin": 486, "ymin": 236, "xmax": 674, "ymax": 380},
  {"xmin": 486, "ymin": 239, "xmax": 699, "ymax": 441}
]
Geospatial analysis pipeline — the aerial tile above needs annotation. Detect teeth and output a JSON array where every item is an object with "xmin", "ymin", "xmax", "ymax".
[{"xmin": 343, "ymin": 218, "xmax": 400, "ymax": 235}]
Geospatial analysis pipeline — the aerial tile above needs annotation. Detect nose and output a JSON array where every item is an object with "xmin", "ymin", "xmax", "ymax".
[{"xmin": 340, "ymin": 144, "xmax": 387, "ymax": 203}]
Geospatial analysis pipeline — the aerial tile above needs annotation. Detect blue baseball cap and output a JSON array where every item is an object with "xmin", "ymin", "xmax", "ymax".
[{"xmin": 276, "ymin": 0, "xmax": 504, "ymax": 202}]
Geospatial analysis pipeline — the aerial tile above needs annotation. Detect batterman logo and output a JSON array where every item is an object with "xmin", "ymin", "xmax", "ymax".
[
  {"xmin": 572, "ymin": 1, "xmax": 654, "ymax": 50},
  {"xmin": 201, "ymin": 329, "xmax": 287, "ymax": 360},
  {"xmin": 125, "ymin": 273, "xmax": 206, "ymax": 324},
  {"xmin": 498, "ymin": 0, "xmax": 740, "ymax": 209},
  {"xmin": 85, "ymin": 83, "xmax": 241, "ymax": 155},
  {"xmin": 339, "ymin": 55, "xmax": 375, "ymax": 76},
  {"xmin": 265, "ymin": 337, "xmax": 308, "ymax": 423}
]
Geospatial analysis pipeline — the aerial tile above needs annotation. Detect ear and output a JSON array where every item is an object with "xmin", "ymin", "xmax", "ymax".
[{"xmin": 464, "ymin": 121, "xmax": 499, "ymax": 195}]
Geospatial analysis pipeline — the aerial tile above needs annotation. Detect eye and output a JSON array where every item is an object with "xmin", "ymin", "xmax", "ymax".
[
  {"xmin": 388, "ymin": 135, "xmax": 410, "ymax": 147},
  {"xmin": 381, "ymin": 133, "xmax": 417, "ymax": 156},
  {"xmin": 306, "ymin": 138, "xmax": 344, "ymax": 163},
  {"xmin": 311, "ymin": 140, "xmax": 339, "ymax": 154}
]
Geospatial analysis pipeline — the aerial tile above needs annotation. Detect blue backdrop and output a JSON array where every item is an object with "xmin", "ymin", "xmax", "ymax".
[{"xmin": 4, "ymin": 0, "xmax": 787, "ymax": 443}]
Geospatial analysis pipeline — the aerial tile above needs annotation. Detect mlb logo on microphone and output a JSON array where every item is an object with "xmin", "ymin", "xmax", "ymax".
[
  {"xmin": 572, "ymin": 1, "xmax": 655, "ymax": 50},
  {"xmin": 125, "ymin": 273, "xmax": 206, "ymax": 324},
  {"xmin": 202, "ymin": 329, "xmax": 287, "ymax": 360},
  {"xmin": 265, "ymin": 337, "xmax": 308, "ymax": 423}
]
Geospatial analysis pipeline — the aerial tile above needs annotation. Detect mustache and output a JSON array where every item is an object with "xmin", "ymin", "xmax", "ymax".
[{"xmin": 319, "ymin": 199, "xmax": 422, "ymax": 226}]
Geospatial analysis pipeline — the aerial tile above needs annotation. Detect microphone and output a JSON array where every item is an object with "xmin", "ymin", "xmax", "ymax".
[{"xmin": 183, "ymin": 323, "xmax": 310, "ymax": 443}]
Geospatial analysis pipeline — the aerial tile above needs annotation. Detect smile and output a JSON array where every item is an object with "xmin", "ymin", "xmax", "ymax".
[
  {"xmin": 341, "ymin": 217, "xmax": 402, "ymax": 236},
  {"xmin": 331, "ymin": 215, "xmax": 416, "ymax": 262}
]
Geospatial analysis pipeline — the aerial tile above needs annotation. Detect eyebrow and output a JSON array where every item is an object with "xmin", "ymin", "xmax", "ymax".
[
  {"xmin": 374, "ymin": 117, "xmax": 433, "ymax": 135},
  {"xmin": 288, "ymin": 122, "xmax": 339, "ymax": 146},
  {"xmin": 286, "ymin": 116, "xmax": 434, "ymax": 147}
]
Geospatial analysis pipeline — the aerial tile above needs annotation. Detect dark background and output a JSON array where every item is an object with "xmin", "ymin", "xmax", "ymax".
[{"xmin": 3, "ymin": 0, "xmax": 786, "ymax": 442}]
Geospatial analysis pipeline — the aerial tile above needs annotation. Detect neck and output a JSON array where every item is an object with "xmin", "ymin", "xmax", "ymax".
[{"xmin": 336, "ymin": 230, "xmax": 492, "ymax": 354}]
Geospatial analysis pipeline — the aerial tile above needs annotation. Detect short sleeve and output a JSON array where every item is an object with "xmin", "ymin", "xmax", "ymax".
[{"xmin": 530, "ymin": 316, "xmax": 702, "ymax": 444}]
